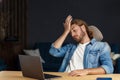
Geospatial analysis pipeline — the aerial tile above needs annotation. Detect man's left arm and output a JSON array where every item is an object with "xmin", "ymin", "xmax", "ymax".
[
  {"xmin": 99, "ymin": 42, "xmax": 114, "ymax": 74},
  {"xmin": 69, "ymin": 67, "xmax": 105, "ymax": 76}
]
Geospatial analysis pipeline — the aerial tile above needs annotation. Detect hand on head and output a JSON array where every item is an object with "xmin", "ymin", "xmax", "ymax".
[{"xmin": 63, "ymin": 15, "xmax": 73, "ymax": 33}]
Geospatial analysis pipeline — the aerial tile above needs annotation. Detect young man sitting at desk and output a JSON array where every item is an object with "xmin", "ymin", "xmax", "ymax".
[{"xmin": 49, "ymin": 15, "xmax": 114, "ymax": 76}]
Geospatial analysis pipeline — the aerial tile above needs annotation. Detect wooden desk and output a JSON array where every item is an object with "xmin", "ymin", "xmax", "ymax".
[{"xmin": 0, "ymin": 71, "xmax": 120, "ymax": 80}]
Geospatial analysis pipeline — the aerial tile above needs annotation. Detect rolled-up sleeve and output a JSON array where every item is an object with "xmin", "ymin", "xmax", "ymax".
[
  {"xmin": 100, "ymin": 42, "xmax": 114, "ymax": 74},
  {"xmin": 49, "ymin": 43, "xmax": 71, "ymax": 57}
]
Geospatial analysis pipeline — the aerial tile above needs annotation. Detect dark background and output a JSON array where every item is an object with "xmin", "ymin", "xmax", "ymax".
[{"xmin": 28, "ymin": 0, "xmax": 120, "ymax": 47}]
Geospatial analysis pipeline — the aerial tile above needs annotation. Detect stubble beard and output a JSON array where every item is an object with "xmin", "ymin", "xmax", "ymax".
[{"xmin": 75, "ymin": 32, "xmax": 85, "ymax": 43}]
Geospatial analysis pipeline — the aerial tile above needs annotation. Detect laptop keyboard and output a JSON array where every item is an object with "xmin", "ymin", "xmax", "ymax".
[{"xmin": 44, "ymin": 73, "xmax": 61, "ymax": 79}]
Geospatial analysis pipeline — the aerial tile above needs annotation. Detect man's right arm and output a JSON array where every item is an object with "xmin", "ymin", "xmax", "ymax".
[
  {"xmin": 53, "ymin": 15, "xmax": 72, "ymax": 48},
  {"xmin": 53, "ymin": 31, "xmax": 69, "ymax": 48}
]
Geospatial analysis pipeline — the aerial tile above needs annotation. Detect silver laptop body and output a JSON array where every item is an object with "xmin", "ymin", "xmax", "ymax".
[{"xmin": 19, "ymin": 55, "xmax": 45, "ymax": 80}]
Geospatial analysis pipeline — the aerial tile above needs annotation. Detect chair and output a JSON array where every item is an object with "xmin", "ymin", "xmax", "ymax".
[{"xmin": 88, "ymin": 25, "xmax": 103, "ymax": 41}]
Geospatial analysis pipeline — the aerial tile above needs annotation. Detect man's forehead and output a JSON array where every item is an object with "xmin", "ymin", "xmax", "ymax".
[
  {"xmin": 71, "ymin": 24, "xmax": 78, "ymax": 28},
  {"xmin": 71, "ymin": 24, "xmax": 79, "ymax": 29}
]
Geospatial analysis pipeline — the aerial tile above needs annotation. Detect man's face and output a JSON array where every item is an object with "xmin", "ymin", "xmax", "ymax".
[{"xmin": 70, "ymin": 24, "xmax": 85, "ymax": 43}]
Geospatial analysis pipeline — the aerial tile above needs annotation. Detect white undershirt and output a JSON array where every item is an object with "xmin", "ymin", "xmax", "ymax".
[{"xmin": 65, "ymin": 42, "xmax": 89, "ymax": 72}]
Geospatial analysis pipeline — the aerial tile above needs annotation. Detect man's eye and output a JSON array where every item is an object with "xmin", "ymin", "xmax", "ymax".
[{"xmin": 73, "ymin": 30, "xmax": 76, "ymax": 32}]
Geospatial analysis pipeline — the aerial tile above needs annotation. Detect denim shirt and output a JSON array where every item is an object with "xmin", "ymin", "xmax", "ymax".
[{"xmin": 49, "ymin": 38, "xmax": 114, "ymax": 74}]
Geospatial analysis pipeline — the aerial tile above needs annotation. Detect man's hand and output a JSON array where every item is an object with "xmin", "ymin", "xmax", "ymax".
[
  {"xmin": 63, "ymin": 15, "xmax": 72, "ymax": 33},
  {"xmin": 68, "ymin": 67, "xmax": 106, "ymax": 76},
  {"xmin": 52, "ymin": 15, "xmax": 73, "ymax": 48},
  {"xmin": 68, "ymin": 69, "xmax": 89, "ymax": 76}
]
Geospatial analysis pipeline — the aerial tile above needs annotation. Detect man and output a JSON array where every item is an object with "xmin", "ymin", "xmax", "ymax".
[{"xmin": 49, "ymin": 15, "xmax": 114, "ymax": 76}]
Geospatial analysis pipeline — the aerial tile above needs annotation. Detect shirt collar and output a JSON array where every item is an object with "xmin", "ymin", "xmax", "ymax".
[{"xmin": 89, "ymin": 38, "xmax": 97, "ymax": 45}]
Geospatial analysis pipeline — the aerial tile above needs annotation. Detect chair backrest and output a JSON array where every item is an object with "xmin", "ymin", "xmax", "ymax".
[{"xmin": 88, "ymin": 25, "xmax": 103, "ymax": 41}]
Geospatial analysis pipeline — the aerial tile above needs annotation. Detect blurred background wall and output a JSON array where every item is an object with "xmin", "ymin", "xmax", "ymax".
[{"xmin": 28, "ymin": 0, "xmax": 120, "ymax": 47}]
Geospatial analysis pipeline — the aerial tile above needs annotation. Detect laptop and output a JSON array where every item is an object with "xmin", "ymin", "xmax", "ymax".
[{"xmin": 19, "ymin": 55, "xmax": 61, "ymax": 80}]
